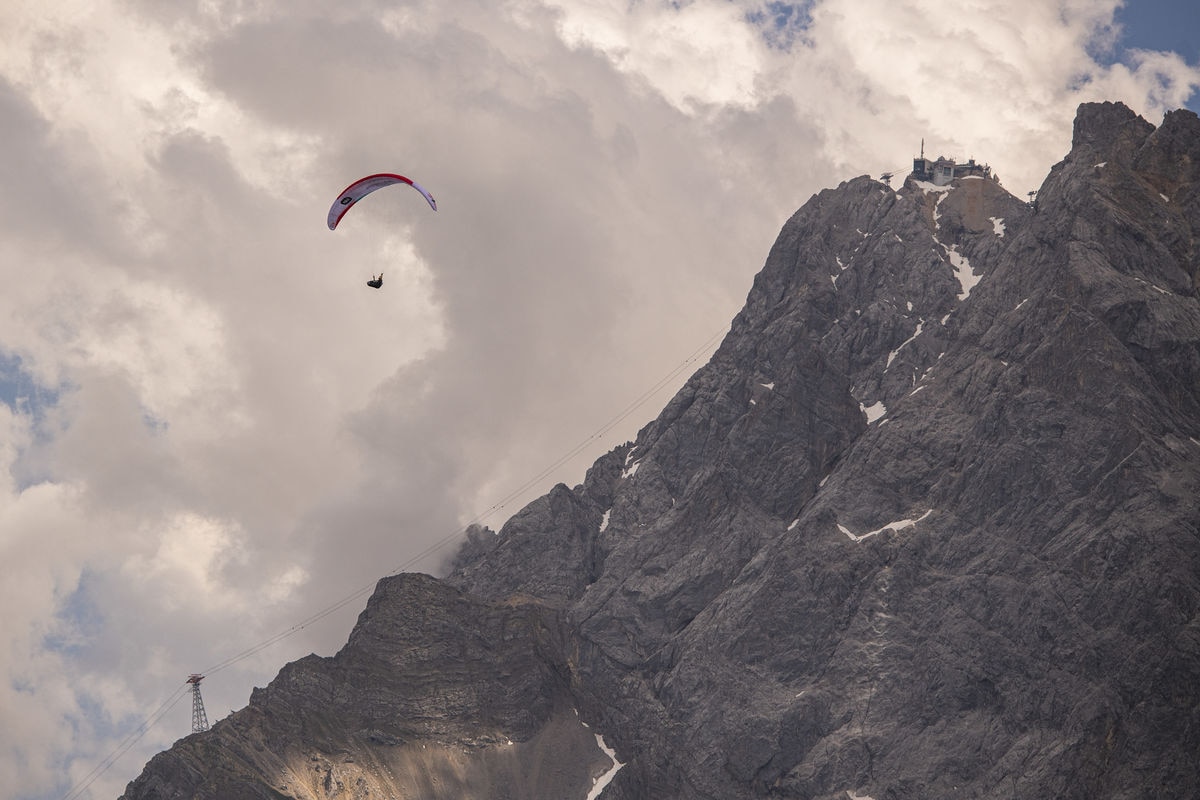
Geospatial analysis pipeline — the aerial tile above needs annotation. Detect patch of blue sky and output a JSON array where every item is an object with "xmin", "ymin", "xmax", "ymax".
[
  {"xmin": 2, "ymin": 350, "xmax": 67, "ymax": 491},
  {"xmin": 1116, "ymin": 0, "xmax": 1199, "ymax": 65},
  {"xmin": 745, "ymin": 1, "xmax": 814, "ymax": 50},
  {"xmin": 0, "ymin": 350, "xmax": 59, "ymax": 421},
  {"xmin": 44, "ymin": 569, "xmax": 106, "ymax": 659},
  {"xmin": 40, "ymin": 676, "xmax": 161, "ymax": 800},
  {"xmin": 1111, "ymin": 0, "xmax": 1199, "ymax": 110}
]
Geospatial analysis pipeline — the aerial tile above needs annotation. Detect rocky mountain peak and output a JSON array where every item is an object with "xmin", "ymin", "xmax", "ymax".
[
  {"xmin": 1071, "ymin": 100, "xmax": 1157, "ymax": 161},
  {"xmin": 122, "ymin": 101, "xmax": 1200, "ymax": 800}
]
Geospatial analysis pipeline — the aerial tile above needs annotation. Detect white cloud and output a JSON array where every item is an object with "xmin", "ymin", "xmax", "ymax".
[
  {"xmin": 0, "ymin": 1, "xmax": 1196, "ymax": 798},
  {"xmin": 757, "ymin": 0, "xmax": 1199, "ymax": 191},
  {"xmin": 121, "ymin": 512, "xmax": 249, "ymax": 611},
  {"xmin": 544, "ymin": 0, "xmax": 768, "ymax": 111}
]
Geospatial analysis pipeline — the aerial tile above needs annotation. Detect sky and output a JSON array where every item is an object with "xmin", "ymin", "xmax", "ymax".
[{"xmin": 1, "ymin": 1, "xmax": 1197, "ymax": 798}]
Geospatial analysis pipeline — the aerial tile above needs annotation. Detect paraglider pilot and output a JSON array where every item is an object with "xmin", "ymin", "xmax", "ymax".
[{"xmin": 367, "ymin": 273, "xmax": 383, "ymax": 289}]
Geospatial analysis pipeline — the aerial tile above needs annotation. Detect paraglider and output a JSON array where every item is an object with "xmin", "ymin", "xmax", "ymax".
[
  {"xmin": 327, "ymin": 172, "xmax": 436, "ymax": 288},
  {"xmin": 326, "ymin": 173, "xmax": 437, "ymax": 230}
]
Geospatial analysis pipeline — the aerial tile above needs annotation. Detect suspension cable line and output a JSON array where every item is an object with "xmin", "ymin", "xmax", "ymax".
[
  {"xmin": 62, "ymin": 323, "xmax": 728, "ymax": 799},
  {"xmin": 60, "ymin": 685, "xmax": 190, "ymax": 800}
]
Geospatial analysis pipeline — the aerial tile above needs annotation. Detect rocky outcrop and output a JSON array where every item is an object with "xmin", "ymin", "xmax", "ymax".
[
  {"xmin": 449, "ymin": 101, "xmax": 1200, "ymax": 800},
  {"xmin": 123, "ymin": 102, "xmax": 1200, "ymax": 800},
  {"xmin": 120, "ymin": 575, "xmax": 617, "ymax": 800}
]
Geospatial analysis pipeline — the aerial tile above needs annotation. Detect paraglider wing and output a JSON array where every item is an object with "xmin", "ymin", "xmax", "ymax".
[{"xmin": 326, "ymin": 173, "xmax": 437, "ymax": 230}]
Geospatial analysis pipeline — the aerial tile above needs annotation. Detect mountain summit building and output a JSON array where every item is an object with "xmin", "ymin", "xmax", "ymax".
[{"xmin": 912, "ymin": 148, "xmax": 995, "ymax": 185}]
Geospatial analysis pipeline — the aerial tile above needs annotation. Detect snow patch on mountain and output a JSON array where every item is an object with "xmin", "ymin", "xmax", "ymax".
[
  {"xmin": 837, "ymin": 510, "xmax": 932, "ymax": 542},
  {"xmin": 860, "ymin": 401, "xmax": 887, "ymax": 423},
  {"xmin": 585, "ymin": 731, "xmax": 624, "ymax": 800},
  {"xmin": 945, "ymin": 246, "xmax": 980, "ymax": 299}
]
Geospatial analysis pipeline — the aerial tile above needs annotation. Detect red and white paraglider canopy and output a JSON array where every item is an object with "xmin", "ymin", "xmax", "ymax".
[{"xmin": 327, "ymin": 173, "xmax": 437, "ymax": 230}]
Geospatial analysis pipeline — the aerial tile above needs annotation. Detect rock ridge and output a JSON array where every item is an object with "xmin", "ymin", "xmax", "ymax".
[{"xmin": 123, "ymin": 101, "xmax": 1200, "ymax": 800}]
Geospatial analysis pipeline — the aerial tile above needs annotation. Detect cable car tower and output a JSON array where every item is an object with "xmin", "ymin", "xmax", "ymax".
[{"xmin": 187, "ymin": 674, "xmax": 210, "ymax": 733}]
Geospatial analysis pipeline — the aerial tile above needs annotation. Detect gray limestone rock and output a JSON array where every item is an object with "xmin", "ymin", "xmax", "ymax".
[
  {"xmin": 123, "ymin": 101, "xmax": 1200, "ymax": 800},
  {"xmin": 120, "ymin": 574, "xmax": 615, "ymax": 800}
]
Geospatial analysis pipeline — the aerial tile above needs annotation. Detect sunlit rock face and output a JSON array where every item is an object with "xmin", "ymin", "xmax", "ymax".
[
  {"xmin": 119, "ymin": 574, "xmax": 617, "ymax": 800},
  {"xmin": 123, "ymin": 101, "xmax": 1200, "ymax": 800}
]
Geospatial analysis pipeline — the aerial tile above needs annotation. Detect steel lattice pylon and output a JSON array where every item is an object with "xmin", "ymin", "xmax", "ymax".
[{"xmin": 186, "ymin": 674, "xmax": 210, "ymax": 733}]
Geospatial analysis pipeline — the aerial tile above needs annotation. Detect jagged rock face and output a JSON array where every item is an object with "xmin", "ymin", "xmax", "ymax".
[
  {"xmin": 124, "ymin": 102, "xmax": 1200, "ymax": 800},
  {"xmin": 451, "ymin": 101, "xmax": 1200, "ymax": 800},
  {"xmin": 120, "ymin": 575, "xmax": 616, "ymax": 800}
]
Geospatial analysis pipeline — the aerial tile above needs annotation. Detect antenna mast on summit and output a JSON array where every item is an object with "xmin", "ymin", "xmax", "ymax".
[{"xmin": 187, "ymin": 674, "xmax": 210, "ymax": 733}]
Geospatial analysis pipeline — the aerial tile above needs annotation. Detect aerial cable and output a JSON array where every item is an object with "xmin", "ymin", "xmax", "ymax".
[
  {"xmin": 454, "ymin": 325, "xmax": 729, "ymax": 530},
  {"xmin": 205, "ymin": 323, "xmax": 729, "ymax": 678},
  {"xmin": 60, "ymin": 685, "xmax": 190, "ymax": 800},
  {"xmin": 204, "ymin": 323, "xmax": 728, "ymax": 679},
  {"xmin": 64, "ymin": 322, "xmax": 729, "ymax": 798}
]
